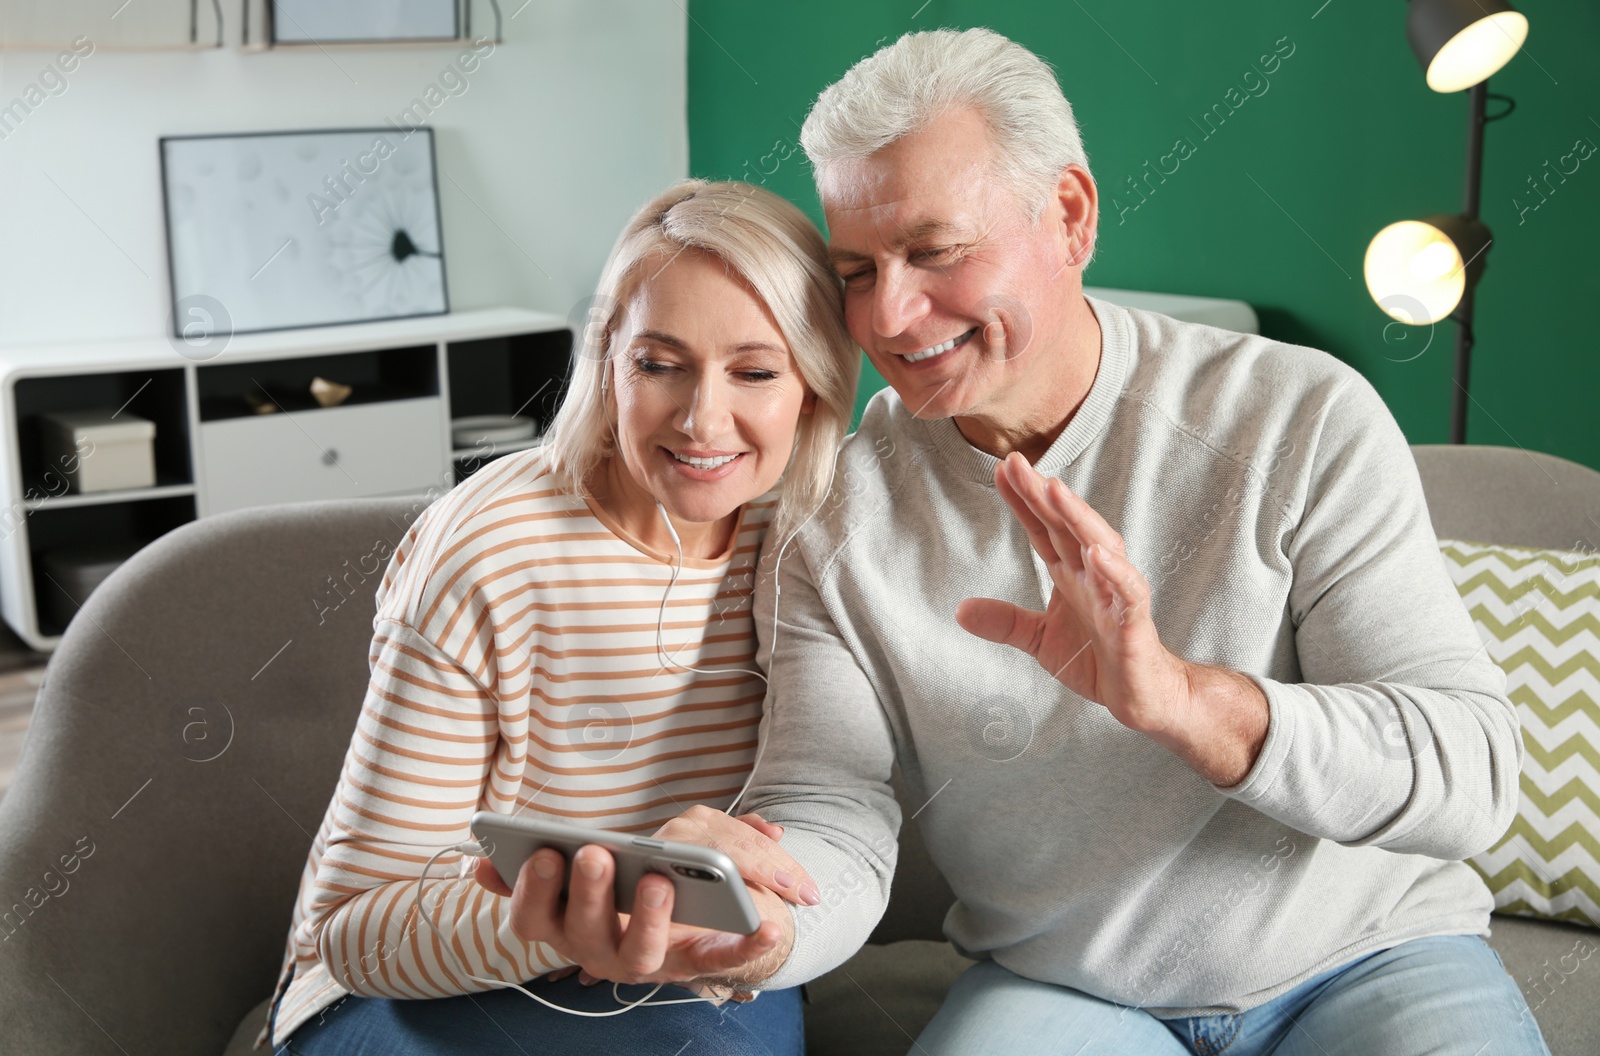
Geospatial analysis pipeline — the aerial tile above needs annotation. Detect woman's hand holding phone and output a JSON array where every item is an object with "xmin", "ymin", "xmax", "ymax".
[{"xmin": 470, "ymin": 807, "xmax": 818, "ymax": 990}]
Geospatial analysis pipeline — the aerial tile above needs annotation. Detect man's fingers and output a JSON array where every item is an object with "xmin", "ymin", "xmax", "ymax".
[
  {"xmin": 677, "ymin": 920, "xmax": 783, "ymax": 978},
  {"xmin": 955, "ymin": 597, "xmax": 1042, "ymax": 654},
  {"xmin": 1001, "ymin": 456, "xmax": 1087, "ymax": 576},
  {"xmin": 1087, "ymin": 542, "xmax": 1150, "ymax": 627},
  {"xmin": 1007, "ymin": 459, "xmax": 1094, "ymax": 573},
  {"xmin": 473, "ymin": 855, "xmax": 513, "ymax": 898},
  {"xmin": 995, "ymin": 460, "xmax": 1067, "ymax": 570},
  {"xmin": 1041, "ymin": 474, "xmax": 1126, "ymax": 556}
]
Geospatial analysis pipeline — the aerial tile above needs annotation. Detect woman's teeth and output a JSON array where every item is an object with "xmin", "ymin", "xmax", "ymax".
[
  {"xmin": 672, "ymin": 452, "xmax": 740, "ymax": 469},
  {"xmin": 903, "ymin": 327, "xmax": 977, "ymax": 363}
]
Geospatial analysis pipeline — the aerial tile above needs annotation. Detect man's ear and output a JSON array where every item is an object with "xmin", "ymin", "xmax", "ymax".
[{"xmin": 1053, "ymin": 163, "xmax": 1099, "ymax": 268}]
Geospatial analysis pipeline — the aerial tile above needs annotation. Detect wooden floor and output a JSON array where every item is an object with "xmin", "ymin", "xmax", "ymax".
[
  {"xmin": 0, "ymin": 666, "xmax": 45, "ymax": 801},
  {"xmin": 0, "ymin": 622, "xmax": 50, "ymax": 801}
]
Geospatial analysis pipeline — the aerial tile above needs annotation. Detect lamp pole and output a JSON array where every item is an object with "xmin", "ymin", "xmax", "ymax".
[{"xmin": 1450, "ymin": 80, "xmax": 1488, "ymax": 445}]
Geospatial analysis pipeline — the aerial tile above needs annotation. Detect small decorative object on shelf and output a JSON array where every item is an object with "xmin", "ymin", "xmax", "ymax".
[
  {"xmin": 310, "ymin": 377, "xmax": 354, "ymax": 408},
  {"xmin": 39, "ymin": 411, "xmax": 156, "ymax": 494},
  {"xmin": 243, "ymin": 391, "xmax": 278, "ymax": 415}
]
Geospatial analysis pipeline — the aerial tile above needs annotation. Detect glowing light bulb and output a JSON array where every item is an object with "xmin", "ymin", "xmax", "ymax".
[
  {"xmin": 1409, "ymin": 241, "xmax": 1460, "ymax": 284},
  {"xmin": 1426, "ymin": 11, "xmax": 1527, "ymax": 92}
]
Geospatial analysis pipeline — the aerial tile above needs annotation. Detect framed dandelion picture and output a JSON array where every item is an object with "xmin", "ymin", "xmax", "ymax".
[{"xmin": 159, "ymin": 127, "xmax": 449, "ymax": 338}]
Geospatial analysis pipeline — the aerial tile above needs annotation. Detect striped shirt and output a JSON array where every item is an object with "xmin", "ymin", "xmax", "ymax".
[{"xmin": 260, "ymin": 448, "xmax": 774, "ymax": 1048}]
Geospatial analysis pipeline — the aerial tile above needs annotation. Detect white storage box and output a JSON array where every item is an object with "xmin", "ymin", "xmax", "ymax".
[{"xmin": 39, "ymin": 411, "xmax": 157, "ymax": 494}]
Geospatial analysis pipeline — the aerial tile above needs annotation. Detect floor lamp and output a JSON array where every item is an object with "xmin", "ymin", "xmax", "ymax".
[{"xmin": 1364, "ymin": 0, "xmax": 1529, "ymax": 444}]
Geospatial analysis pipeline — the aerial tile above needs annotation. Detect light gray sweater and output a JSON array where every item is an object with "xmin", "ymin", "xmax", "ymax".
[{"xmin": 745, "ymin": 295, "xmax": 1521, "ymax": 1015}]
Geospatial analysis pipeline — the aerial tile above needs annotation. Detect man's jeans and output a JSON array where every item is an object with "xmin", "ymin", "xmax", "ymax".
[{"xmin": 915, "ymin": 934, "xmax": 1551, "ymax": 1055}]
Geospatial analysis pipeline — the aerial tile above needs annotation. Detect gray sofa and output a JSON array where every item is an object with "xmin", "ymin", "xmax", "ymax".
[{"xmin": 0, "ymin": 444, "xmax": 1595, "ymax": 1055}]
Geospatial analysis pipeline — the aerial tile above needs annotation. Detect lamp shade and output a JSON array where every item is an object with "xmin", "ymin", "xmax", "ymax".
[
  {"xmin": 1365, "ymin": 215, "xmax": 1492, "ymax": 325},
  {"xmin": 1407, "ymin": 0, "xmax": 1528, "ymax": 92}
]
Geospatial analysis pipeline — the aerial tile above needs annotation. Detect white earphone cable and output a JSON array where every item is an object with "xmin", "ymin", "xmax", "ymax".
[{"xmin": 366, "ymin": 463, "xmax": 835, "ymax": 1019}]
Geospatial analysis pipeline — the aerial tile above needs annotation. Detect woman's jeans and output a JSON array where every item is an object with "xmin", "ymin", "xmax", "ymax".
[
  {"xmin": 272, "ymin": 973, "xmax": 804, "ymax": 1056},
  {"xmin": 915, "ymin": 934, "xmax": 1552, "ymax": 1056}
]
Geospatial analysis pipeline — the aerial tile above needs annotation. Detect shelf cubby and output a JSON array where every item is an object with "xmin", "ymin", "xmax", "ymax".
[
  {"xmin": 14, "ymin": 368, "xmax": 192, "ymax": 498},
  {"xmin": 0, "ymin": 308, "xmax": 573, "ymax": 650},
  {"xmin": 196, "ymin": 345, "xmax": 439, "ymax": 421},
  {"xmin": 28, "ymin": 494, "xmax": 198, "ymax": 638},
  {"xmin": 446, "ymin": 329, "xmax": 571, "ymax": 482}
]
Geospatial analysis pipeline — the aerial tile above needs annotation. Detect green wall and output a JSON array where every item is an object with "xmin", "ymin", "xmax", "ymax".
[{"xmin": 687, "ymin": 1, "xmax": 1600, "ymax": 472}]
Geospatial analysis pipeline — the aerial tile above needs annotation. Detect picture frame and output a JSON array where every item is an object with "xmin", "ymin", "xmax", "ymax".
[
  {"xmin": 267, "ymin": 0, "xmax": 460, "ymax": 45},
  {"xmin": 159, "ymin": 126, "xmax": 450, "ymax": 338}
]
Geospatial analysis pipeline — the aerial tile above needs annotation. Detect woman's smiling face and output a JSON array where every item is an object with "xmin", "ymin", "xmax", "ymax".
[{"xmin": 602, "ymin": 249, "xmax": 815, "ymax": 552}]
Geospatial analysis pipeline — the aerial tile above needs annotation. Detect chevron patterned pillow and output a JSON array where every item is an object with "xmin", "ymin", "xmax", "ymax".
[{"xmin": 1440, "ymin": 539, "xmax": 1600, "ymax": 929}]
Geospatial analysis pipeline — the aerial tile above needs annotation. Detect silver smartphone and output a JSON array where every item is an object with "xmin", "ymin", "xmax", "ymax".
[{"xmin": 469, "ymin": 811, "xmax": 762, "ymax": 935}]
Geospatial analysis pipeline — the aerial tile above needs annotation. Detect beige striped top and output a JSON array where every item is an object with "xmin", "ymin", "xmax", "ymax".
[{"xmin": 259, "ymin": 448, "xmax": 773, "ymax": 1049}]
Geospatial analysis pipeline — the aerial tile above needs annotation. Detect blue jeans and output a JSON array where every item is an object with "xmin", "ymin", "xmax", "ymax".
[
  {"xmin": 272, "ymin": 972, "xmax": 804, "ymax": 1056},
  {"xmin": 915, "ymin": 935, "xmax": 1551, "ymax": 1055}
]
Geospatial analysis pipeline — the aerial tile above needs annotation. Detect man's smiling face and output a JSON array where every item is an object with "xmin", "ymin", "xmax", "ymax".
[{"xmin": 819, "ymin": 106, "xmax": 1079, "ymax": 424}]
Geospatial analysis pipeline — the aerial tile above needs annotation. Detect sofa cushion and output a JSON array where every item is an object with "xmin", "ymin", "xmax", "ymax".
[
  {"xmin": 1441, "ymin": 540, "xmax": 1600, "ymax": 928},
  {"xmin": 802, "ymin": 940, "xmax": 973, "ymax": 1056},
  {"xmin": 222, "ymin": 996, "xmax": 270, "ymax": 1055},
  {"xmin": 1485, "ymin": 916, "xmax": 1600, "ymax": 1056}
]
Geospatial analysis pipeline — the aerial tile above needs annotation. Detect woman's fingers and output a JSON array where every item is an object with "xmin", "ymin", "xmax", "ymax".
[
  {"xmin": 472, "ymin": 855, "xmax": 513, "ymax": 898},
  {"xmin": 654, "ymin": 806, "xmax": 820, "ymax": 907},
  {"xmin": 562, "ymin": 845, "xmax": 623, "ymax": 962},
  {"xmin": 613, "ymin": 875, "xmax": 676, "ymax": 981},
  {"xmin": 506, "ymin": 847, "xmax": 567, "ymax": 945},
  {"xmin": 735, "ymin": 813, "xmax": 784, "ymax": 843}
]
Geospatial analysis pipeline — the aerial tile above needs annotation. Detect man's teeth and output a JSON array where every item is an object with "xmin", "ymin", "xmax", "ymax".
[
  {"xmin": 903, "ymin": 328, "xmax": 976, "ymax": 363},
  {"xmin": 672, "ymin": 452, "xmax": 739, "ymax": 469}
]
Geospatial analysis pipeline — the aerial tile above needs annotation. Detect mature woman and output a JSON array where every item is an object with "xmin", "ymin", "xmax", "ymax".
[{"xmin": 259, "ymin": 179, "xmax": 859, "ymax": 1056}]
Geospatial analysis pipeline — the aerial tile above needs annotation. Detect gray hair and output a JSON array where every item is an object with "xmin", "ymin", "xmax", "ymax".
[
  {"xmin": 542, "ymin": 179, "xmax": 859, "ymax": 547},
  {"xmin": 801, "ymin": 28, "xmax": 1093, "ymax": 228}
]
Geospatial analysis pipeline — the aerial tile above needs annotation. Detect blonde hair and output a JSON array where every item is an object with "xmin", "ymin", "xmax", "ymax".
[
  {"xmin": 802, "ymin": 28, "xmax": 1095, "ymax": 257},
  {"xmin": 543, "ymin": 179, "xmax": 859, "ymax": 546}
]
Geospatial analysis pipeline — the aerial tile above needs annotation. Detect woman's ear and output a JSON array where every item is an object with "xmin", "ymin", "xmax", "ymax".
[{"xmin": 801, "ymin": 388, "xmax": 818, "ymax": 414}]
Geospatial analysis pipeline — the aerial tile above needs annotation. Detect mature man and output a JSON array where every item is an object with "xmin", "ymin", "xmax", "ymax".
[{"xmin": 510, "ymin": 27, "xmax": 1549, "ymax": 1055}]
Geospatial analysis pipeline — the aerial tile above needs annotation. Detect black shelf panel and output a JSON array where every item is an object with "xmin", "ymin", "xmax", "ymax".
[{"xmin": 196, "ymin": 345, "xmax": 439, "ymax": 421}]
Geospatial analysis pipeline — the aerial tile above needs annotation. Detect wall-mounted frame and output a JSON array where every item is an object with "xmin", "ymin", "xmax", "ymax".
[
  {"xmin": 159, "ymin": 126, "xmax": 450, "ymax": 338},
  {"xmin": 242, "ymin": 0, "xmax": 501, "ymax": 48},
  {"xmin": 268, "ymin": 0, "xmax": 458, "ymax": 45}
]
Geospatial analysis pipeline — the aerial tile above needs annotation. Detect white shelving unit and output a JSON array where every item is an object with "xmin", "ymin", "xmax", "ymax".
[{"xmin": 0, "ymin": 307, "xmax": 573, "ymax": 651}]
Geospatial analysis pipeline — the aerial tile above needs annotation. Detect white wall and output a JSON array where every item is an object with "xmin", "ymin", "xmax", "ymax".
[{"xmin": 0, "ymin": 1, "xmax": 688, "ymax": 345}]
